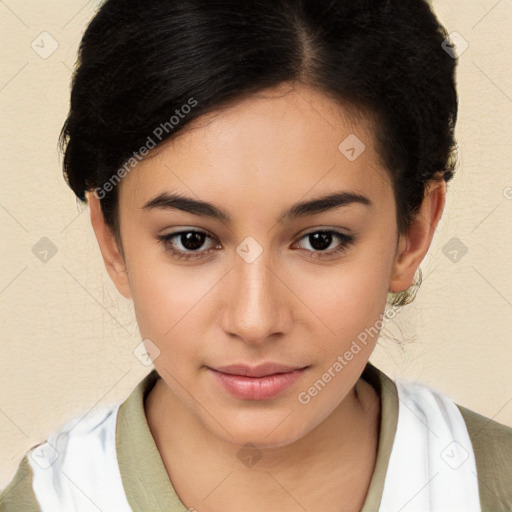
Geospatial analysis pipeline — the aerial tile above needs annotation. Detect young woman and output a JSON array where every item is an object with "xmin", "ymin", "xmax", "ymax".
[{"xmin": 1, "ymin": 0, "xmax": 511, "ymax": 511}]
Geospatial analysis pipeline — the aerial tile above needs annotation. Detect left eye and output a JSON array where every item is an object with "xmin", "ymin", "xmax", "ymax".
[
  {"xmin": 294, "ymin": 230, "xmax": 354, "ymax": 258},
  {"xmin": 157, "ymin": 229, "xmax": 354, "ymax": 261}
]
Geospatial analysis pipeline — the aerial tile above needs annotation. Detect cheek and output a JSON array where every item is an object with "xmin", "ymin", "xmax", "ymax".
[
  {"xmin": 295, "ymin": 255, "xmax": 392, "ymax": 346},
  {"xmin": 127, "ymin": 253, "xmax": 220, "ymax": 368},
  {"xmin": 289, "ymin": 262, "xmax": 391, "ymax": 411},
  {"xmin": 123, "ymin": 231, "xmax": 200, "ymax": 333}
]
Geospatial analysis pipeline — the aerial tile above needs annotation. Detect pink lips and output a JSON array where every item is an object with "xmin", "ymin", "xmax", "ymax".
[{"xmin": 208, "ymin": 363, "xmax": 308, "ymax": 401}]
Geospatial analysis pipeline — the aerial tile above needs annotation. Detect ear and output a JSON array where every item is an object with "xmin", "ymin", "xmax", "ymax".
[
  {"xmin": 88, "ymin": 191, "xmax": 132, "ymax": 299},
  {"xmin": 389, "ymin": 177, "xmax": 446, "ymax": 293}
]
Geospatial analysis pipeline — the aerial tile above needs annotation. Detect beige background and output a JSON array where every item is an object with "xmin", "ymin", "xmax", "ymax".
[{"xmin": 1, "ymin": 0, "xmax": 511, "ymax": 490}]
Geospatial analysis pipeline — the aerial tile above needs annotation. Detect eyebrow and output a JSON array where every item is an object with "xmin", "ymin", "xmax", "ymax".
[{"xmin": 142, "ymin": 190, "xmax": 372, "ymax": 223}]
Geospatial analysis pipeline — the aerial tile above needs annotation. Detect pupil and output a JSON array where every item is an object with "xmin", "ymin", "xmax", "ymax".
[
  {"xmin": 182, "ymin": 232, "xmax": 205, "ymax": 251},
  {"xmin": 310, "ymin": 232, "xmax": 332, "ymax": 251}
]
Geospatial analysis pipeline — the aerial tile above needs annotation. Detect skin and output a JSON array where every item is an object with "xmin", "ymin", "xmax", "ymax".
[{"xmin": 88, "ymin": 81, "xmax": 445, "ymax": 511}]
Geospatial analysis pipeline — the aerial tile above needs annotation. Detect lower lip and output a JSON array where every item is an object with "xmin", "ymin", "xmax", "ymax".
[{"xmin": 210, "ymin": 368, "xmax": 307, "ymax": 401}]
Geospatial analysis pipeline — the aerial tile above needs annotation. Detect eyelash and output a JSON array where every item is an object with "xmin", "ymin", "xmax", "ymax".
[{"xmin": 157, "ymin": 229, "xmax": 355, "ymax": 261}]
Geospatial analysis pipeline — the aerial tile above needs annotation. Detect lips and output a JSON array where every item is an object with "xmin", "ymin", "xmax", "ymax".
[
  {"xmin": 210, "ymin": 363, "xmax": 307, "ymax": 377},
  {"xmin": 208, "ymin": 363, "xmax": 309, "ymax": 400}
]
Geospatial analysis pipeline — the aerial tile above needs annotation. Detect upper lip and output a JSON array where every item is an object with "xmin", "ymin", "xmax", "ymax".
[{"xmin": 210, "ymin": 363, "xmax": 307, "ymax": 378}]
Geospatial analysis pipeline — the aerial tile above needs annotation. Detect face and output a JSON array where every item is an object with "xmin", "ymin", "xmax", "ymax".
[{"xmin": 97, "ymin": 82, "xmax": 415, "ymax": 448}]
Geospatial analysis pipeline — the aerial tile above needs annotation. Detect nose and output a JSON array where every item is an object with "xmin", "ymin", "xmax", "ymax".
[{"xmin": 221, "ymin": 245, "xmax": 292, "ymax": 346}]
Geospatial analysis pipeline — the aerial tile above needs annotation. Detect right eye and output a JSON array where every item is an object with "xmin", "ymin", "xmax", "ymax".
[{"xmin": 157, "ymin": 230, "xmax": 220, "ymax": 261}]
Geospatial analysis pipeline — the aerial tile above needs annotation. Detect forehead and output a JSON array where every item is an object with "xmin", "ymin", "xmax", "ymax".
[{"xmin": 119, "ymin": 82, "xmax": 392, "ymax": 215}]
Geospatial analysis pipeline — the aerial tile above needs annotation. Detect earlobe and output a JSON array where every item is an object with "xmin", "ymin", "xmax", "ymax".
[
  {"xmin": 87, "ymin": 191, "xmax": 132, "ymax": 299},
  {"xmin": 389, "ymin": 178, "xmax": 446, "ymax": 293}
]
